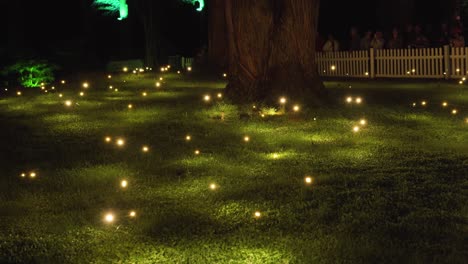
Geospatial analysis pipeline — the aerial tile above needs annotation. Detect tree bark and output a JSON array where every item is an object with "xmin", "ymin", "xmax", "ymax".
[{"xmin": 220, "ymin": 0, "xmax": 325, "ymax": 104}]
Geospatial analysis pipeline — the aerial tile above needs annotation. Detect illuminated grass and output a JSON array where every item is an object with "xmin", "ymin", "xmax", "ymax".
[{"xmin": 0, "ymin": 76, "xmax": 466, "ymax": 263}]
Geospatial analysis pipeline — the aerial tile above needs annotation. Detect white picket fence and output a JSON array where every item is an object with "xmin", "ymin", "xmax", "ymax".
[{"xmin": 316, "ymin": 46, "xmax": 468, "ymax": 79}]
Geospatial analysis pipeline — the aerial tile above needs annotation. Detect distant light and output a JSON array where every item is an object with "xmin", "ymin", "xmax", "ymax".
[
  {"xmin": 105, "ymin": 137, "xmax": 112, "ymax": 143},
  {"xmin": 203, "ymin": 95, "xmax": 211, "ymax": 102},
  {"xmin": 421, "ymin": 101, "xmax": 427, "ymax": 106},
  {"xmin": 129, "ymin": 211, "xmax": 136, "ymax": 218},
  {"xmin": 272, "ymin": 153, "xmax": 279, "ymax": 159},
  {"xmin": 359, "ymin": 119, "xmax": 367, "ymax": 126},
  {"xmin": 109, "ymin": 86, "xmax": 113, "ymax": 89},
  {"xmin": 452, "ymin": 109, "xmax": 458, "ymax": 115},
  {"xmin": 120, "ymin": 180, "xmax": 128, "ymax": 188},
  {"xmin": 331, "ymin": 65, "xmax": 336, "ymax": 71},
  {"xmin": 365, "ymin": 72, "xmax": 369, "ymax": 76},
  {"xmin": 194, "ymin": 150, "xmax": 200, "ymax": 155},
  {"xmin": 279, "ymin": 97, "xmax": 287, "ymax": 104},
  {"xmin": 61, "ymin": 80, "xmax": 66, "ymax": 84},
  {"xmin": 51, "ymin": 86, "xmax": 55, "ymax": 90},
  {"xmin": 293, "ymin": 105, "xmax": 300, "ymax": 112},
  {"xmin": 156, "ymin": 82, "xmax": 161, "ymax": 87},
  {"xmin": 412, "ymin": 102, "xmax": 416, "ymax": 107},
  {"xmin": 79, "ymin": 92, "xmax": 84, "ymax": 96},
  {"xmin": 16, "ymin": 91, "xmax": 22, "ymax": 96},
  {"xmin": 463, "ymin": 77, "xmax": 466, "ymax": 81},
  {"xmin": 209, "ymin": 183, "xmax": 217, "ymax": 190},
  {"xmin": 353, "ymin": 126, "xmax": 360, "ymax": 133},
  {"xmin": 442, "ymin": 102, "xmax": 448, "ymax": 107},
  {"xmin": 29, "ymin": 172, "xmax": 36, "ymax": 178},
  {"xmin": 304, "ymin": 176, "xmax": 313, "ymax": 184},
  {"xmin": 116, "ymin": 138, "xmax": 125, "ymax": 146},
  {"xmin": 355, "ymin": 97, "xmax": 362, "ymax": 104},
  {"xmin": 123, "ymin": 67, "xmax": 128, "ymax": 72},
  {"xmin": 459, "ymin": 80, "xmax": 463, "ymax": 85},
  {"xmin": 65, "ymin": 100, "xmax": 72, "ymax": 107},
  {"xmin": 456, "ymin": 68, "xmax": 460, "ymax": 72},
  {"xmin": 104, "ymin": 213, "xmax": 115, "ymax": 223},
  {"xmin": 254, "ymin": 211, "xmax": 261, "ymax": 218},
  {"xmin": 142, "ymin": 146, "xmax": 149, "ymax": 152},
  {"xmin": 108, "ymin": 75, "xmax": 112, "ymax": 79},
  {"xmin": 128, "ymin": 104, "xmax": 133, "ymax": 109},
  {"xmin": 217, "ymin": 93, "xmax": 223, "ymax": 98},
  {"xmin": 177, "ymin": 71, "xmax": 181, "ymax": 74},
  {"xmin": 160, "ymin": 67, "xmax": 165, "ymax": 72},
  {"xmin": 187, "ymin": 67, "xmax": 192, "ymax": 72},
  {"xmin": 20, "ymin": 173, "xmax": 26, "ymax": 178},
  {"xmin": 139, "ymin": 68, "xmax": 144, "ymax": 73},
  {"xmin": 186, "ymin": 135, "xmax": 191, "ymax": 141},
  {"xmin": 412, "ymin": 69, "xmax": 416, "ymax": 73},
  {"xmin": 223, "ymin": 73, "xmax": 227, "ymax": 78},
  {"xmin": 244, "ymin": 136, "xmax": 250, "ymax": 142},
  {"xmin": 132, "ymin": 70, "xmax": 137, "ymax": 74},
  {"xmin": 114, "ymin": 89, "xmax": 119, "ymax": 92},
  {"xmin": 142, "ymin": 92, "xmax": 147, "ymax": 97},
  {"xmin": 82, "ymin": 82, "xmax": 89, "ymax": 89},
  {"xmin": 346, "ymin": 97, "xmax": 353, "ymax": 103}
]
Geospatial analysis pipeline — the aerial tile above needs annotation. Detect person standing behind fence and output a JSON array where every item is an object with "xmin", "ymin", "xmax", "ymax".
[
  {"xmin": 387, "ymin": 28, "xmax": 403, "ymax": 49},
  {"xmin": 411, "ymin": 25, "xmax": 430, "ymax": 48},
  {"xmin": 349, "ymin": 27, "xmax": 361, "ymax": 51},
  {"xmin": 435, "ymin": 23, "xmax": 451, "ymax": 47},
  {"xmin": 322, "ymin": 34, "xmax": 340, "ymax": 52},
  {"xmin": 360, "ymin": 31, "xmax": 372, "ymax": 50},
  {"xmin": 370, "ymin": 31, "xmax": 385, "ymax": 49},
  {"xmin": 403, "ymin": 24, "xmax": 416, "ymax": 48},
  {"xmin": 450, "ymin": 31, "xmax": 465, "ymax": 47}
]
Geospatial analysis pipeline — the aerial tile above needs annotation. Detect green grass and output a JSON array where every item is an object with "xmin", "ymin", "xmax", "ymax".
[{"xmin": 0, "ymin": 72, "xmax": 467, "ymax": 263}]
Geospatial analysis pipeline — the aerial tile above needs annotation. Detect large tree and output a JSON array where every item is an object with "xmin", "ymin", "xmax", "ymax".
[{"xmin": 213, "ymin": 0, "xmax": 326, "ymax": 104}]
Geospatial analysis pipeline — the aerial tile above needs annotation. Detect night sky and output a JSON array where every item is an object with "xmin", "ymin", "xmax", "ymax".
[{"xmin": 0, "ymin": 0, "xmax": 456, "ymax": 72}]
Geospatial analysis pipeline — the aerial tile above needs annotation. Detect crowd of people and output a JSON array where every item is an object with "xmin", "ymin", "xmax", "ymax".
[{"xmin": 318, "ymin": 23, "xmax": 466, "ymax": 52}]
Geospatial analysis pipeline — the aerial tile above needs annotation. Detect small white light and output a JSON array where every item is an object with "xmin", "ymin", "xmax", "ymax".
[
  {"xmin": 244, "ymin": 136, "xmax": 250, "ymax": 142},
  {"xmin": 353, "ymin": 126, "xmax": 360, "ymax": 133},
  {"xmin": 61, "ymin": 80, "xmax": 66, "ymax": 84},
  {"xmin": 194, "ymin": 150, "xmax": 200, "ymax": 155},
  {"xmin": 331, "ymin": 65, "xmax": 336, "ymax": 71},
  {"xmin": 223, "ymin": 73, "xmax": 227, "ymax": 77},
  {"xmin": 254, "ymin": 211, "xmax": 261, "ymax": 218},
  {"xmin": 82, "ymin": 82, "xmax": 89, "ymax": 89},
  {"xmin": 203, "ymin": 95, "xmax": 211, "ymax": 102},
  {"xmin": 116, "ymin": 138, "xmax": 125, "ymax": 146},
  {"xmin": 452, "ymin": 109, "xmax": 458, "ymax": 115},
  {"xmin": 346, "ymin": 97, "xmax": 353, "ymax": 103},
  {"xmin": 142, "ymin": 146, "xmax": 149, "ymax": 152},
  {"xmin": 293, "ymin": 105, "xmax": 300, "ymax": 112},
  {"xmin": 128, "ymin": 104, "xmax": 133, "ymax": 109},
  {"xmin": 108, "ymin": 75, "xmax": 112, "ymax": 79},
  {"xmin": 104, "ymin": 213, "xmax": 115, "ymax": 223},
  {"xmin": 129, "ymin": 211, "xmax": 136, "ymax": 218},
  {"xmin": 359, "ymin": 119, "xmax": 367, "ymax": 126},
  {"xmin": 279, "ymin": 97, "xmax": 287, "ymax": 104},
  {"xmin": 142, "ymin": 92, "xmax": 147, "ymax": 97},
  {"xmin": 29, "ymin": 172, "xmax": 37, "ymax": 178},
  {"xmin": 355, "ymin": 97, "xmax": 362, "ymax": 104},
  {"xmin": 79, "ymin": 92, "xmax": 84, "ymax": 97},
  {"xmin": 105, "ymin": 137, "xmax": 112, "ymax": 143},
  {"xmin": 217, "ymin": 93, "xmax": 222, "ymax": 98},
  {"xmin": 187, "ymin": 67, "xmax": 192, "ymax": 72},
  {"xmin": 209, "ymin": 183, "xmax": 217, "ymax": 190},
  {"xmin": 16, "ymin": 91, "xmax": 22, "ymax": 96},
  {"xmin": 123, "ymin": 67, "xmax": 128, "ymax": 72},
  {"xmin": 121, "ymin": 180, "xmax": 128, "ymax": 188},
  {"xmin": 65, "ymin": 100, "xmax": 72, "ymax": 107},
  {"xmin": 186, "ymin": 135, "xmax": 191, "ymax": 141},
  {"xmin": 305, "ymin": 176, "xmax": 313, "ymax": 184}
]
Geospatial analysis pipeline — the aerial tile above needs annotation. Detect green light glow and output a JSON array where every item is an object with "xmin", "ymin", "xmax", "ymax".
[
  {"xmin": 4, "ymin": 60, "xmax": 55, "ymax": 88},
  {"xmin": 182, "ymin": 0, "xmax": 205, "ymax": 11},
  {"xmin": 93, "ymin": 0, "xmax": 128, "ymax": 20}
]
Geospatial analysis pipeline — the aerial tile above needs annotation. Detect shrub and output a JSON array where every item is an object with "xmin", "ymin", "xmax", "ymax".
[{"xmin": 3, "ymin": 60, "xmax": 57, "ymax": 88}]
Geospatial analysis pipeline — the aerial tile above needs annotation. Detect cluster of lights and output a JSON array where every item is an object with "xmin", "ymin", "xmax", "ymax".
[
  {"xmin": 412, "ymin": 100, "xmax": 463, "ymax": 116},
  {"xmin": 103, "ymin": 210, "xmax": 137, "ymax": 224},
  {"xmin": 20, "ymin": 171, "xmax": 37, "ymax": 179},
  {"xmin": 353, "ymin": 118, "xmax": 367, "ymax": 133},
  {"xmin": 104, "ymin": 136, "xmax": 125, "ymax": 147},
  {"xmin": 346, "ymin": 96, "xmax": 362, "ymax": 104}
]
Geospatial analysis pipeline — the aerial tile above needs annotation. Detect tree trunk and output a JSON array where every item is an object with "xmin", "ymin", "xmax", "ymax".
[
  {"xmin": 221, "ymin": 0, "xmax": 325, "ymax": 104},
  {"xmin": 208, "ymin": 0, "xmax": 228, "ymax": 69}
]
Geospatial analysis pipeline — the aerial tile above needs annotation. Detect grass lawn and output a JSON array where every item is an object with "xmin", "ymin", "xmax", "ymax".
[{"xmin": 0, "ymin": 71, "xmax": 467, "ymax": 263}]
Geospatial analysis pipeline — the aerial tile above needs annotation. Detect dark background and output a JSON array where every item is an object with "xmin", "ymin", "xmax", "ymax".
[{"xmin": 0, "ymin": 0, "xmax": 461, "ymax": 72}]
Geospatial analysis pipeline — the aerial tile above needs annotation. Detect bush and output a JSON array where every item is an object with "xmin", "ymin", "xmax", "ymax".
[{"xmin": 2, "ymin": 60, "xmax": 57, "ymax": 88}]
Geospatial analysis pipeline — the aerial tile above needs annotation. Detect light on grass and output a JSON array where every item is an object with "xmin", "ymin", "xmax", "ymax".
[
  {"xmin": 194, "ymin": 149, "xmax": 200, "ymax": 155},
  {"xmin": 142, "ymin": 92, "xmax": 147, "ymax": 97},
  {"xmin": 209, "ymin": 183, "xmax": 217, "ymax": 190},
  {"xmin": 203, "ymin": 95, "xmax": 211, "ymax": 102},
  {"xmin": 79, "ymin": 92, "xmax": 84, "ymax": 97},
  {"xmin": 156, "ymin": 82, "xmax": 161, "ymax": 87},
  {"xmin": 359, "ymin": 119, "xmax": 367, "ymax": 126},
  {"xmin": 82, "ymin": 82, "xmax": 89, "ymax": 89},
  {"xmin": 353, "ymin": 126, "xmax": 360, "ymax": 133},
  {"xmin": 355, "ymin": 97, "xmax": 362, "ymax": 104},
  {"xmin": 16, "ymin": 91, "xmax": 22, "ymax": 96},
  {"xmin": 346, "ymin": 97, "xmax": 353, "ymax": 103},
  {"xmin": 59, "ymin": 93, "xmax": 63, "ymax": 98},
  {"xmin": 142, "ymin": 146, "xmax": 149, "ymax": 152},
  {"xmin": 29, "ymin": 172, "xmax": 36, "ymax": 178},
  {"xmin": 217, "ymin": 93, "xmax": 223, "ymax": 98},
  {"xmin": 293, "ymin": 105, "xmax": 300, "ymax": 112},
  {"xmin": 452, "ymin": 109, "xmax": 458, "ymax": 115},
  {"xmin": 244, "ymin": 136, "xmax": 250, "ymax": 142},
  {"xmin": 185, "ymin": 135, "xmax": 191, "ymax": 141},
  {"xmin": 272, "ymin": 153, "xmax": 279, "ymax": 159},
  {"xmin": 129, "ymin": 211, "xmax": 136, "ymax": 218},
  {"xmin": 187, "ymin": 67, "xmax": 192, "ymax": 72},
  {"xmin": 116, "ymin": 138, "xmax": 125, "ymax": 147},
  {"xmin": 65, "ymin": 100, "xmax": 72, "ymax": 107},
  {"xmin": 120, "ymin": 180, "xmax": 128, "ymax": 188},
  {"xmin": 254, "ymin": 211, "xmax": 261, "ymax": 218},
  {"xmin": 128, "ymin": 104, "xmax": 133, "ymax": 109},
  {"xmin": 123, "ymin": 67, "xmax": 128, "ymax": 72},
  {"xmin": 104, "ymin": 213, "xmax": 115, "ymax": 223},
  {"xmin": 105, "ymin": 137, "xmax": 112, "ymax": 143},
  {"xmin": 442, "ymin": 102, "xmax": 448, "ymax": 107},
  {"xmin": 177, "ymin": 71, "xmax": 181, "ymax": 74},
  {"xmin": 305, "ymin": 176, "xmax": 313, "ymax": 185}
]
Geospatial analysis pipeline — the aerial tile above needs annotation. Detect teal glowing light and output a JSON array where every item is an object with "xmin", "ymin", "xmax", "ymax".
[
  {"xmin": 93, "ymin": 0, "xmax": 128, "ymax": 20},
  {"xmin": 183, "ymin": 0, "xmax": 205, "ymax": 12}
]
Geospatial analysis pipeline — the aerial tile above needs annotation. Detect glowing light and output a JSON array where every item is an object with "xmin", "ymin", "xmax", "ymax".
[
  {"xmin": 412, "ymin": 69, "xmax": 416, "ymax": 73},
  {"xmin": 109, "ymin": 86, "xmax": 113, "ymax": 89},
  {"xmin": 304, "ymin": 176, "xmax": 313, "ymax": 184},
  {"xmin": 353, "ymin": 126, "xmax": 360, "ymax": 133},
  {"xmin": 421, "ymin": 101, "xmax": 427, "ymax": 106},
  {"xmin": 279, "ymin": 97, "xmax": 287, "ymax": 104},
  {"xmin": 194, "ymin": 150, "xmax": 200, "ymax": 155},
  {"xmin": 114, "ymin": 89, "xmax": 119, "ymax": 92},
  {"xmin": 142, "ymin": 146, "xmax": 149, "ymax": 152},
  {"xmin": 452, "ymin": 109, "xmax": 458, "ymax": 115},
  {"xmin": 51, "ymin": 86, "xmax": 55, "ymax": 90},
  {"xmin": 123, "ymin": 67, "xmax": 128, "ymax": 72},
  {"xmin": 142, "ymin": 92, "xmax": 147, "ymax": 97},
  {"xmin": 293, "ymin": 105, "xmax": 300, "ymax": 112},
  {"xmin": 93, "ymin": 0, "xmax": 128, "ymax": 20},
  {"xmin": 108, "ymin": 75, "xmax": 112, "ymax": 79},
  {"xmin": 346, "ymin": 97, "xmax": 353, "ymax": 103},
  {"xmin": 105, "ymin": 137, "xmax": 112, "ymax": 143},
  {"xmin": 132, "ymin": 70, "xmax": 137, "ymax": 74},
  {"xmin": 365, "ymin": 72, "xmax": 369, "ymax": 76},
  {"xmin": 156, "ymin": 82, "xmax": 161, "ymax": 87},
  {"xmin": 182, "ymin": 0, "xmax": 205, "ymax": 11},
  {"xmin": 65, "ymin": 100, "xmax": 72, "ymax": 107},
  {"xmin": 272, "ymin": 153, "xmax": 279, "ymax": 159},
  {"xmin": 61, "ymin": 80, "xmax": 66, "ymax": 84},
  {"xmin": 412, "ymin": 102, "xmax": 416, "ymax": 107},
  {"xmin": 120, "ymin": 180, "xmax": 128, "ymax": 188},
  {"xmin": 459, "ymin": 81, "xmax": 463, "ymax": 85},
  {"xmin": 16, "ymin": 91, "xmax": 22, "ymax": 96},
  {"xmin": 128, "ymin": 104, "xmax": 133, "ymax": 109},
  {"xmin": 254, "ymin": 211, "xmax": 261, "ymax": 218},
  {"xmin": 159, "ymin": 77, "xmax": 164, "ymax": 81},
  {"xmin": 139, "ymin": 68, "xmax": 144, "ymax": 73},
  {"xmin": 355, "ymin": 97, "xmax": 362, "ymax": 104},
  {"xmin": 20, "ymin": 173, "xmax": 26, "ymax": 178},
  {"xmin": 331, "ymin": 65, "xmax": 336, "ymax": 71},
  {"xmin": 209, "ymin": 183, "xmax": 217, "ymax": 190},
  {"xmin": 116, "ymin": 138, "xmax": 125, "ymax": 146},
  {"xmin": 104, "ymin": 213, "xmax": 114, "ymax": 223},
  {"xmin": 442, "ymin": 102, "xmax": 448, "ymax": 107},
  {"xmin": 187, "ymin": 67, "xmax": 192, "ymax": 72},
  {"xmin": 82, "ymin": 82, "xmax": 89, "ymax": 89},
  {"xmin": 79, "ymin": 92, "xmax": 84, "ymax": 96},
  {"xmin": 29, "ymin": 172, "xmax": 36, "ymax": 178},
  {"xmin": 177, "ymin": 71, "xmax": 181, "ymax": 74},
  {"xmin": 359, "ymin": 119, "xmax": 367, "ymax": 126},
  {"xmin": 129, "ymin": 211, "xmax": 136, "ymax": 218},
  {"xmin": 223, "ymin": 73, "xmax": 227, "ymax": 78},
  {"xmin": 217, "ymin": 93, "xmax": 223, "ymax": 98},
  {"xmin": 203, "ymin": 95, "xmax": 211, "ymax": 102},
  {"xmin": 185, "ymin": 135, "xmax": 191, "ymax": 141},
  {"xmin": 456, "ymin": 68, "xmax": 460, "ymax": 72},
  {"xmin": 244, "ymin": 136, "xmax": 250, "ymax": 142},
  {"xmin": 463, "ymin": 77, "xmax": 466, "ymax": 81}
]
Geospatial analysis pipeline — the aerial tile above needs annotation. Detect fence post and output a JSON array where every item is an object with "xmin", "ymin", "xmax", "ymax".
[
  {"xmin": 443, "ymin": 45, "xmax": 450, "ymax": 79},
  {"xmin": 369, "ymin": 48, "xmax": 375, "ymax": 78}
]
